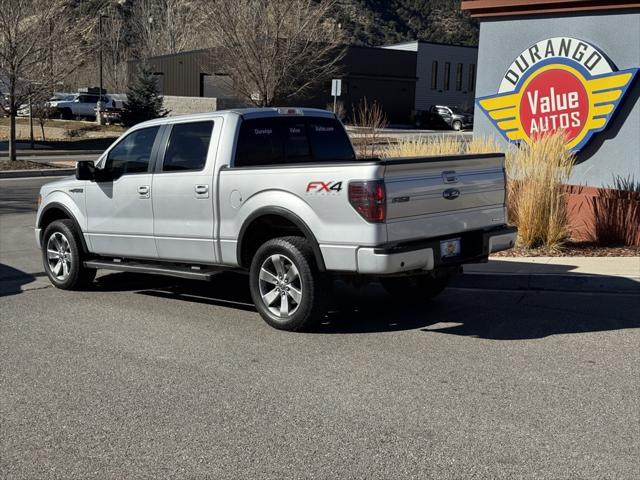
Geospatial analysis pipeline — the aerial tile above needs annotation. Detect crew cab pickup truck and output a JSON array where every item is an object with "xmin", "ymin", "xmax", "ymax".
[{"xmin": 35, "ymin": 107, "xmax": 516, "ymax": 331}]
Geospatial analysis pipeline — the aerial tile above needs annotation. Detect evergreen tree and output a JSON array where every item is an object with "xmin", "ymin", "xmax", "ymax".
[{"xmin": 121, "ymin": 64, "xmax": 168, "ymax": 127}]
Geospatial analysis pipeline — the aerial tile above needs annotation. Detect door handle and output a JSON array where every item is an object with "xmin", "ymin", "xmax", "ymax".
[
  {"xmin": 137, "ymin": 185, "xmax": 150, "ymax": 198},
  {"xmin": 194, "ymin": 184, "xmax": 209, "ymax": 198}
]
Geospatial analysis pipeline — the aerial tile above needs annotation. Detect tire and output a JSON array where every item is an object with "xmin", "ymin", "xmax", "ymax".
[
  {"xmin": 42, "ymin": 219, "xmax": 96, "ymax": 290},
  {"xmin": 249, "ymin": 236, "xmax": 328, "ymax": 331},
  {"xmin": 452, "ymin": 120, "xmax": 462, "ymax": 131},
  {"xmin": 60, "ymin": 108, "xmax": 73, "ymax": 120},
  {"xmin": 380, "ymin": 273, "xmax": 451, "ymax": 303}
]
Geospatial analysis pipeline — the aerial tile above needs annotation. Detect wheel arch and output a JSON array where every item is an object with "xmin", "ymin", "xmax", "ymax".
[
  {"xmin": 38, "ymin": 203, "xmax": 89, "ymax": 254},
  {"xmin": 237, "ymin": 207, "xmax": 326, "ymax": 271}
]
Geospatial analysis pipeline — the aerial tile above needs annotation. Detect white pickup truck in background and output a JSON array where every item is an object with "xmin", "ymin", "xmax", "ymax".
[{"xmin": 35, "ymin": 107, "xmax": 516, "ymax": 331}]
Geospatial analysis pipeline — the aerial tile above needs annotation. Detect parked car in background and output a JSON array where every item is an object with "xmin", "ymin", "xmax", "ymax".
[
  {"xmin": 414, "ymin": 105, "xmax": 474, "ymax": 131},
  {"xmin": 49, "ymin": 92, "xmax": 108, "ymax": 120}
]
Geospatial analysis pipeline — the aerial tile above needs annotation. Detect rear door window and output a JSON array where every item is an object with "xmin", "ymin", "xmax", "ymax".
[{"xmin": 162, "ymin": 121, "xmax": 213, "ymax": 172}]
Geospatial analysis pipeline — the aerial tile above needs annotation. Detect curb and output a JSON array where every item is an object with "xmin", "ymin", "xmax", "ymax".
[
  {"xmin": 452, "ymin": 272, "xmax": 640, "ymax": 294},
  {"xmin": 0, "ymin": 150, "xmax": 103, "ymax": 158},
  {"xmin": 0, "ymin": 168, "xmax": 75, "ymax": 179}
]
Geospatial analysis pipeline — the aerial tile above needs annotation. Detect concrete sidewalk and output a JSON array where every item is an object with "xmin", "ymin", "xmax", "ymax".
[{"xmin": 456, "ymin": 256, "xmax": 640, "ymax": 293}]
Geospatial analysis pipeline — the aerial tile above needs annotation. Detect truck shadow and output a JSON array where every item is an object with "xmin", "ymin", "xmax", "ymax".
[
  {"xmin": 113, "ymin": 263, "xmax": 640, "ymax": 338},
  {"xmin": 0, "ymin": 264, "xmax": 40, "ymax": 297}
]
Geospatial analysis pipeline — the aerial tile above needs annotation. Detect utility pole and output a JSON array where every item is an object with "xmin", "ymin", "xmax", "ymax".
[
  {"xmin": 29, "ymin": 95, "xmax": 34, "ymax": 149},
  {"xmin": 97, "ymin": 14, "xmax": 105, "ymax": 125}
]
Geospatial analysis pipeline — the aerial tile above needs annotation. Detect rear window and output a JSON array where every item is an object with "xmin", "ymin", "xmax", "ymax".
[{"xmin": 234, "ymin": 116, "xmax": 354, "ymax": 167}]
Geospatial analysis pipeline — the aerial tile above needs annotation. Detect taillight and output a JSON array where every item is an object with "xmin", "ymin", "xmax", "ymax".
[{"xmin": 348, "ymin": 180, "xmax": 386, "ymax": 223}]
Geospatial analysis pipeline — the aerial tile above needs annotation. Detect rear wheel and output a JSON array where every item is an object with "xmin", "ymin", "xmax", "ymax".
[
  {"xmin": 380, "ymin": 272, "xmax": 452, "ymax": 303},
  {"xmin": 42, "ymin": 219, "xmax": 96, "ymax": 290},
  {"xmin": 249, "ymin": 236, "xmax": 328, "ymax": 331}
]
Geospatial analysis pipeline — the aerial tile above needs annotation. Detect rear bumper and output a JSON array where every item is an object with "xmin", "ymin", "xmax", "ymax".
[{"xmin": 356, "ymin": 225, "xmax": 517, "ymax": 275}]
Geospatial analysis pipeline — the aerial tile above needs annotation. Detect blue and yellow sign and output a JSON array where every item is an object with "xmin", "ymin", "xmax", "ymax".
[{"xmin": 477, "ymin": 37, "xmax": 637, "ymax": 151}]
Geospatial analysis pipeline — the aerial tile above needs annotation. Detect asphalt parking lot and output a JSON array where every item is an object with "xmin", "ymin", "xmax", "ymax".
[{"xmin": 1, "ymin": 177, "xmax": 639, "ymax": 479}]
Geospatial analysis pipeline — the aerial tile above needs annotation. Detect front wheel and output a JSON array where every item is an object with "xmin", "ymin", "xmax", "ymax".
[
  {"xmin": 452, "ymin": 120, "xmax": 463, "ymax": 131},
  {"xmin": 380, "ymin": 273, "xmax": 452, "ymax": 303},
  {"xmin": 42, "ymin": 219, "xmax": 96, "ymax": 290},
  {"xmin": 249, "ymin": 236, "xmax": 328, "ymax": 331}
]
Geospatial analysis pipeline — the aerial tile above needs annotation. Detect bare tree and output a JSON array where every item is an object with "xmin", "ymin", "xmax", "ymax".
[
  {"xmin": 200, "ymin": 0, "xmax": 346, "ymax": 106},
  {"xmin": 0, "ymin": 0, "xmax": 91, "ymax": 160},
  {"xmin": 133, "ymin": 0, "xmax": 207, "ymax": 59},
  {"xmin": 101, "ymin": 7, "xmax": 132, "ymax": 92},
  {"xmin": 352, "ymin": 98, "xmax": 388, "ymax": 158}
]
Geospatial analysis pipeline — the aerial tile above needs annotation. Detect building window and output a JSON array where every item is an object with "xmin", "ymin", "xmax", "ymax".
[
  {"xmin": 444, "ymin": 62, "xmax": 451, "ymax": 91},
  {"xmin": 468, "ymin": 64, "xmax": 476, "ymax": 91},
  {"xmin": 431, "ymin": 61, "xmax": 438, "ymax": 90},
  {"xmin": 456, "ymin": 63, "xmax": 463, "ymax": 91}
]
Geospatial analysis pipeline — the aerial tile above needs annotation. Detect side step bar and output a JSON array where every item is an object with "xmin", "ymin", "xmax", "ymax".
[{"xmin": 84, "ymin": 259, "xmax": 227, "ymax": 281}]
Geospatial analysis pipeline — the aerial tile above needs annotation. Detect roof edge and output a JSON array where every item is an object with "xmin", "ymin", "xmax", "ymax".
[{"xmin": 461, "ymin": 0, "xmax": 640, "ymax": 18}]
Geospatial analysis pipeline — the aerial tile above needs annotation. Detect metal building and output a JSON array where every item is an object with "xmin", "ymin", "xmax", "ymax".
[
  {"xmin": 130, "ymin": 46, "xmax": 419, "ymax": 124},
  {"xmin": 382, "ymin": 41, "xmax": 479, "ymax": 113}
]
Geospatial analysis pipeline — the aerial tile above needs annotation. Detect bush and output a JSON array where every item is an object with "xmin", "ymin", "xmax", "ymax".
[
  {"xmin": 351, "ymin": 98, "xmax": 388, "ymax": 158},
  {"xmin": 593, "ymin": 175, "xmax": 640, "ymax": 246},
  {"xmin": 505, "ymin": 133, "xmax": 575, "ymax": 249},
  {"xmin": 121, "ymin": 64, "xmax": 168, "ymax": 127}
]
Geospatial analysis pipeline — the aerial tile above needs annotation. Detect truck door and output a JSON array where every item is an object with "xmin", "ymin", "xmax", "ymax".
[
  {"xmin": 85, "ymin": 125, "xmax": 162, "ymax": 258},
  {"xmin": 151, "ymin": 119, "xmax": 221, "ymax": 263}
]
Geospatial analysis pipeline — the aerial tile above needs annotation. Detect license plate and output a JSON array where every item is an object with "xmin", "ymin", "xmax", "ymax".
[{"xmin": 440, "ymin": 238, "xmax": 461, "ymax": 258}]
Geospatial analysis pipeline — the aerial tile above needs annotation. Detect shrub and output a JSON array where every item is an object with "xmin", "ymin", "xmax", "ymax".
[
  {"xmin": 505, "ymin": 133, "xmax": 575, "ymax": 249},
  {"xmin": 593, "ymin": 175, "xmax": 640, "ymax": 246},
  {"xmin": 351, "ymin": 98, "xmax": 388, "ymax": 158},
  {"xmin": 121, "ymin": 64, "xmax": 169, "ymax": 127}
]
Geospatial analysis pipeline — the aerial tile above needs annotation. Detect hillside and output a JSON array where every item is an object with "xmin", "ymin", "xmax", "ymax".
[{"xmin": 338, "ymin": 0, "xmax": 479, "ymax": 47}]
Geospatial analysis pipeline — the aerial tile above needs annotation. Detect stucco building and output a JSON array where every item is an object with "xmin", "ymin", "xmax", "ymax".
[{"xmin": 462, "ymin": 0, "xmax": 640, "ymax": 188}]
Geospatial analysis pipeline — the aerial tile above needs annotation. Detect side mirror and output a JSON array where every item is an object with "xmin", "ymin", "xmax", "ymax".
[{"xmin": 76, "ymin": 161, "xmax": 96, "ymax": 181}]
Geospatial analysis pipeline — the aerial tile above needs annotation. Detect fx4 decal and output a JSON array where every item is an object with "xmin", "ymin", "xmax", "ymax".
[{"xmin": 305, "ymin": 181, "xmax": 343, "ymax": 194}]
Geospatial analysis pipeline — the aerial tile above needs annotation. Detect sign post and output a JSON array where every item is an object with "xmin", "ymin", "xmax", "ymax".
[{"xmin": 331, "ymin": 79, "xmax": 342, "ymax": 113}]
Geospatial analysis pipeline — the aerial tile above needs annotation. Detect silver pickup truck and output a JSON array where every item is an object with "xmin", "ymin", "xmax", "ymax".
[{"xmin": 35, "ymin": 107, "xmax": 516, "ymax": 331}]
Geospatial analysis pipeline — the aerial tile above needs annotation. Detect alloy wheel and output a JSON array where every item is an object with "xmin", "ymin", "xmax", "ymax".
[
  {"xmin": 258, "ymin": 254, "xmax": 303, "ymax": 318},
  {"xmin": 46, "ymin": 232, "xmax": 73, "ymax": 281}
]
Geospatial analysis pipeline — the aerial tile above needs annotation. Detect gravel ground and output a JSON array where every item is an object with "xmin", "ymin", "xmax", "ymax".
[
  {"xmin": 0, "ymin": 159, "xmax": 60, "ymax": 171},
  {"xmin": 493, "ymin": 241, "xmax": 639, "ymax": 258}
]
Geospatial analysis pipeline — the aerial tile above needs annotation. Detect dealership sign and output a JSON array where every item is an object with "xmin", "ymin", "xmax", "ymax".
[{"xmin": 477, "ymin": 37, "xmax": 638, "ymax": 151}]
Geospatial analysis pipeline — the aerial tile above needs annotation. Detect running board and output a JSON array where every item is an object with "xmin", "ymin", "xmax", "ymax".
[{"xmin": 83, "ymin": 259, "xmax": 226, "ymax": 281}]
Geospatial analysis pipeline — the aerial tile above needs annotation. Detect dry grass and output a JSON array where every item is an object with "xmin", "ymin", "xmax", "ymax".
[
  {"xmin": 383, "ymin": 135, "xmax": 462, "ymax": 157},
  {"xmin": 382, "ymin": 132, "xmax": 576, "ymax": 250},
  {"xmin": 464, "ymin": 136, "xmax": 503, "ymax": 154},
  {"xmin": 505, "ymin": 133, "xmax": 575, "ymax": 249}
]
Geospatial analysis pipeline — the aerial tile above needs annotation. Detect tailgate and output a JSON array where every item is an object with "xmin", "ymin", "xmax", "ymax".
[{"xmin": 383, "ymin": 153, "xmax": 506, "ymax": 242}]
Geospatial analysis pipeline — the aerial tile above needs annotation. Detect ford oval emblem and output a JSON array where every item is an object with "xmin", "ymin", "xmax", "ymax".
[{"xmin": 443, "ymin": 188, "xmax": 460, "ymax": 200}]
